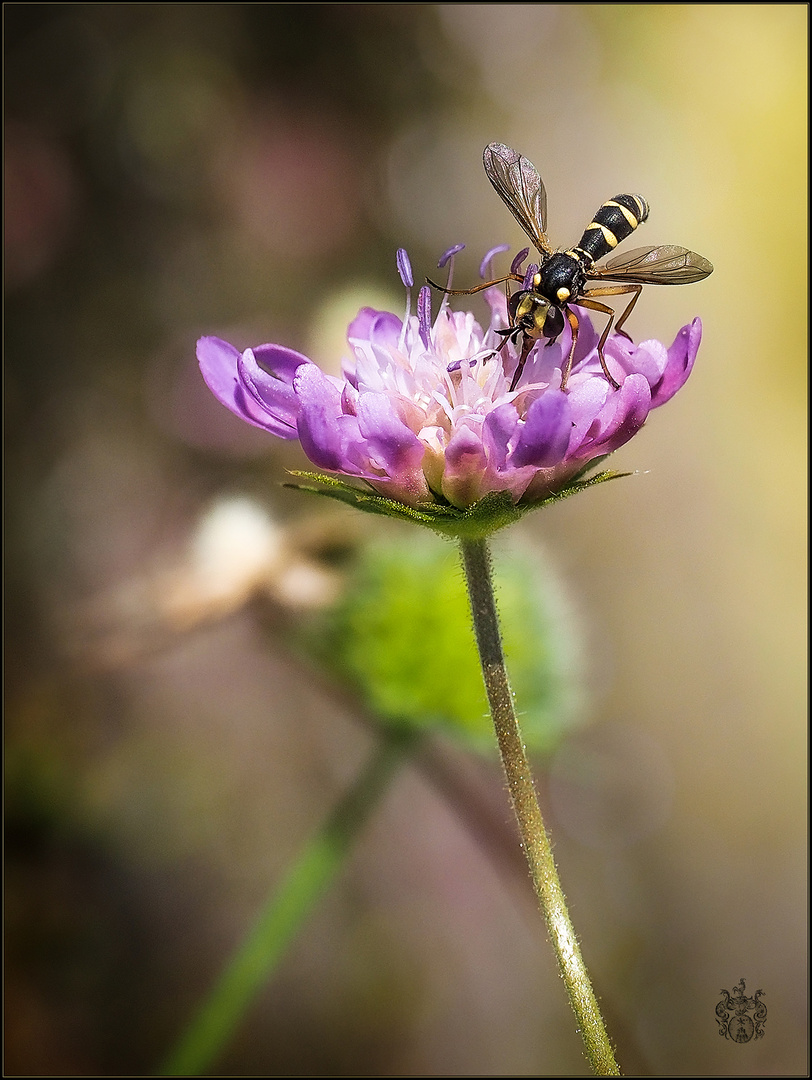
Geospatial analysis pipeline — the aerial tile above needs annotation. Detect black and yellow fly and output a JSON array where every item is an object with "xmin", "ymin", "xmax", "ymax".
[{"xmin": 430, "ymin": 142, "xmax": 713, "ymax": 392}]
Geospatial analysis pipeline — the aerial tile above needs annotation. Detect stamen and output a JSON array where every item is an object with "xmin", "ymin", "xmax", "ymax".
[
  {"xmin": 417, "ymin": 285, "xmax": 432, "ymax": 349},
  {"xmin": 437, "ymin": 243, "xmax": 465, "ymax": 316},
  {"xmin": 397, "ymin": 248, "xmax": 413, "ymax": 351},
  {"xmin": 438, "ymin": 243, "xmax": 465, "ymax": 269},
  {"xmin": 522, "ymin": 263, "xmax": 538, "ymax": 290},
  {"xmin": 396, "ymin": 247, "xmax": 414, "ymax": 288},
  {"xmin": 480, "ymin": 244, "xmax": 509, "ymax": 280},
  {"xmin": 510, "ymin": 247, "xmax": 530, "ymax": 276}
]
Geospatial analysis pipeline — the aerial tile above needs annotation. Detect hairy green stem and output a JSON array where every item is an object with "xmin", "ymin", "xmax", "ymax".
[
  {"xmin": 459, "ymin": 536, "xmax": 620, "ymax": 1076},
  {"xmin": 159, "ymin": 728, "xmax": 415, "ymax": 1076}
]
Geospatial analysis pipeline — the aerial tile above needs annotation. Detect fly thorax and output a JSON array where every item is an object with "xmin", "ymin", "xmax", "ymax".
[{"xmin": 537, "ymin": 253, "xmax": 586, "ymax": 308}]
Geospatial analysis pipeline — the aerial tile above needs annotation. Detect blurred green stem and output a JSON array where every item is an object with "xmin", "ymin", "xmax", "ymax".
[
  {"xmin": 160, "ymin": 727, "xmax": 415, "ymax": 1076},
  {"xmin": 459, "ymin": 536, "xmax": 620, "ymax": 1076}
]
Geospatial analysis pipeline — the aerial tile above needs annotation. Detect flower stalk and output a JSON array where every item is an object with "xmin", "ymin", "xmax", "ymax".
[
  {"xmin": 460, "ymin": 535, "xmax": 620, "ymax": 1076},
  {"xmin": 195, "ymin": 239, "xmax": 705, "ymax": 1073},
  {"xmin": 160, "ymin": 727, "xmax": 416, "ymax": 1076}
]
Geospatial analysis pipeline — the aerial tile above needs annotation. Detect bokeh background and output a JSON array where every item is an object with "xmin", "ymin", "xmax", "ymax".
[{"xmin": 5, "ymin": 4, "xmax": 807, "ymax": 1075}]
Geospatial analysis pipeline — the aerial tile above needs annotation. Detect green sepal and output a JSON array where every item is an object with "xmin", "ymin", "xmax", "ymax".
[
  {"xmin": 285, "ymin": 464, "xmax": 629, "ymax": 539},
  {"xmin": 532, "ymin": 465, "xmax": 632, "ymax": 508}
]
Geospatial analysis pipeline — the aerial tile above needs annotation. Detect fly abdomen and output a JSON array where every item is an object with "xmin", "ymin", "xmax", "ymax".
[{"xmin": 575, "ymin": 193, "xmax": 649, "ymax": 264}]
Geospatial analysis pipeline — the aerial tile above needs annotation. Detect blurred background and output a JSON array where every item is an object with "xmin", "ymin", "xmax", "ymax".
[{"xmin": 4, "ymin": 4, "xmax": 807, "ymax": 1075}]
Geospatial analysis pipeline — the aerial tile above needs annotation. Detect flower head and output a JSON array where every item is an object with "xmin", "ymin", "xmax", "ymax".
[{"xmin": 198, "ymin": 248, "xmax": 701, "ymax": 532}]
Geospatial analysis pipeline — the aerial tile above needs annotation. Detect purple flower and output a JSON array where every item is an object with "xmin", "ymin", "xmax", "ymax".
[{"xmin": 198, "ymin": 250, "xmax": 702, "ymax": 514}]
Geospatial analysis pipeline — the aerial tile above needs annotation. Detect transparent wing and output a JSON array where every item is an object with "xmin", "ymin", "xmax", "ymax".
[
  {"xmin": 593, "ymin": 244, "xmax": 714, "ymax": 284},
  {"xmin": 483, "ymin": 143, "xmax": 552, "ymax": 255}
]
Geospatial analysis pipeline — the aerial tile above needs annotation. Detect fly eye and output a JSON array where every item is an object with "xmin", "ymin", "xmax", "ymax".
[
  {"xmin": 508, "ymin": 289, "xmax": 529, "ymax": 320},
  {"xmin": 543, "ymin": 306, "xmax": 565, "ymax": 339}
]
